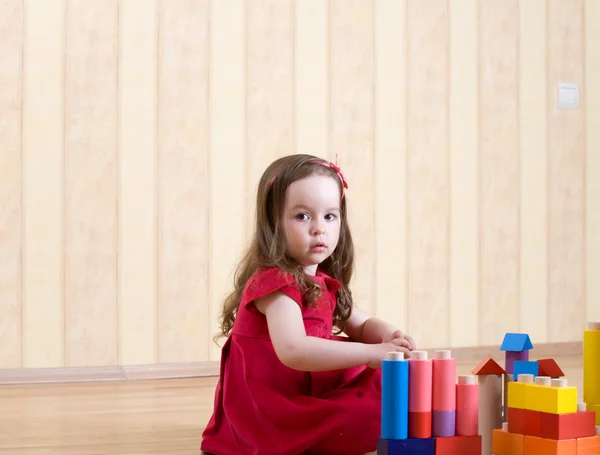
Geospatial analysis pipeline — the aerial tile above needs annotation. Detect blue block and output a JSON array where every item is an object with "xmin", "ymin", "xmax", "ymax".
[
  {"xmin": 381, "ymin": 356, "xmax": 409, "ymax": 440},
  {"xmin": 377, "ymin": 437, "xmax": 436, "ymax": 455},
  {"xmin": 513, "ymin": 360, "xmax": 539, "ymax": 380},
  {"xmin": 500, "ymin": 333, "xmax": 533, "ymax": 352}
]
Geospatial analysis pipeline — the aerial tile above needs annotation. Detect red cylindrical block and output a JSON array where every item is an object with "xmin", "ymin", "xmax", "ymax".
[
  {"xmin": 432, "ymin": 350, "xmax": 456, "ymax": 411},
  {"xmin": 456, "ymin": 375, "xmax": 479, "ymax": 436},
  {"xmin": 409, "ymin": 351, "xmax": 432, "ymax": 412},
  {"xmin": 408, "ymin": 411, "xmax": 432, "ymax": 438}
]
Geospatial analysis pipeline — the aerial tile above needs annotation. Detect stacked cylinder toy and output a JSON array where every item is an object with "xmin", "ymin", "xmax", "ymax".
[
  {"xmin": 378, "ymin": 349, "xmax": 482, "ymax": 454},
  {"xmin": 432, "ymin": 350, "xmax": 456, "ymax": 437},
  {"xmin": 456, "ymin": 375, "xmax": 479, "ymax": 436},
  {"xmin": 408, "ymin": 351, "xmax": 432, "ymax": 438},
  {"xmin": 381, "ymin": 352, "xmax": 409, "ymax": 440},
  {"xmin": 584, "ymin": 322, "xmax": 600, "ymax": 425}
]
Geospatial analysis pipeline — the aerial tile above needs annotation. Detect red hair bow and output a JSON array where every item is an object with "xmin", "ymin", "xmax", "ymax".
[{"xmin": 322, "ymin": 154, "xmax": 348, "ymax": 197}]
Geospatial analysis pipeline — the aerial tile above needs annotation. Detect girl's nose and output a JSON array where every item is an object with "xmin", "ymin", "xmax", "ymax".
[{"xmin": 312, "ymin": 222, "xmax": 325, "ymax": 235}]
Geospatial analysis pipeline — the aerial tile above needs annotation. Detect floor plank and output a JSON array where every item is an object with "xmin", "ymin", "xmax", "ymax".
[{"xmin": 0, "ymin": 354, "xmax": 584, "ymax": 454}]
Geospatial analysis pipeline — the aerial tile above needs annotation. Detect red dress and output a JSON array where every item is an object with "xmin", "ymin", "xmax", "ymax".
[{"xmin": 200, "ymin": 267, "xmax": 382, "ymax": 455}]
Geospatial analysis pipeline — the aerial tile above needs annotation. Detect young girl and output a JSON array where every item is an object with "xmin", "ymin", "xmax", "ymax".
[{"xmin": 201, "ymin": 154, "xmax": 416, "ymax": 455}]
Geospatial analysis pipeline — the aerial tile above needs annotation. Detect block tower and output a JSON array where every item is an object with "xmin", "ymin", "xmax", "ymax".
[
  {"xmin": 491, "ymin": 323, "xmax": 600, "ymax": 455},
  {"xmin": 492, "ymin": 374, "xmax": 600, "ymax": 454},
  {"xmin": 471, "ymin": 358, "xmax": 505, "ymax": 455},
  {"xmin": 500, "ymin": 333, "xmax": 533, "ymax": 423},
  {"xmin": 584, "ymin": 322, "xmax": 600, "ymax": 426},
  {"xmin": 378, "ymin": 350, "xmax": 482, "ymax": 455}
]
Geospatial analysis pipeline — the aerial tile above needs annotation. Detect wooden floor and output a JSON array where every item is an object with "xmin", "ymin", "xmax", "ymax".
[{"xmin": 0, "ymin": 355, "xmax": 584, "ymax": 454}]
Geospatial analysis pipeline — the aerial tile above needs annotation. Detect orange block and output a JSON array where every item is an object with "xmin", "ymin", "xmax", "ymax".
[
  {"xmin": 539, "ymin": 410, "xmax": 597, "ymax": 440},
  {"xmin": 507, "ymin": 407, "xmax": 542, "ymax": 437},
  {"xmin": 523, "ymin": 435, "xmax": 577, "ymax": 455},
  {"xmin": 408, "ymin": 411, "xmax": 432, "ymax": 438},
  {"xmin": 576, "ymin": 435, "xmax": 600, "ymax": 455},
  {"xmin": 492, "ymin": 429, "xmax": 524, "ymax": 455},
  {"xmin": 435, "ymin": 435, "xmax": 481, "ymax": 455}
]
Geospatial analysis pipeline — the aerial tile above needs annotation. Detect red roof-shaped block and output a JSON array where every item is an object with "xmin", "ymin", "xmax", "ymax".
[
  {"xmin": 537, "ymin": 358, "xmax": 564, "ymax": 378},
  {"xmin": 472, "ymin": 357, "xmax": 506, "ymax": 376}
]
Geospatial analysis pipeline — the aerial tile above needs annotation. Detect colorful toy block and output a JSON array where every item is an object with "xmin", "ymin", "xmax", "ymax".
[
  {"xmin": 512, "ymin": 360, "xmax": 539, "ymax": 380},
  {"xmin": 408, "ymin": 350, "xmax": 432, "ymax": 439},
  {"xmin": 507, "ymin": 407, "xmax": 542, "ymax": 437},
  {"xmin": 500, "ymin": 333, "xmax": 533, "ymax": 374},
  {"xmin": 434, "ymin": 435, "xmax": 481, "ymax": 454},
  {"xmin": 379, "ymin": 324, "xmax": 599, "ymax": 455},
  {"xmin": 577, "ymin": 435, "xmax": 600, "ymax": 455},
  {"xmin": 377, "ymin": 437, "xmax": 435, "ymax": 455},
  {"xmin": 589, "ymin": 404, "xmax": 600, "ymax": 425},
  {"xmin": 471, "ymin": 358, "xmax": 504, "ymax": 455},
  {"xmin": 507, "ymin": 374, "xmax": 535, "ymax": 409},
  {"xmin": 537, "ymin": 358, "xmax": 565, "ymax": 378},
  {"xmin": 507, "ymin": 375, "xmax": 578, "ymax": 414},
  {"xmin": 506, "ymin": 404, "xmax": 596, "ymax": 441},
  {"xmin": 378, "ymin": 351, "xmax": 482, "ymax": 455},
  {"xmin": 489, "ymin": 324, "xmax": 600, "ymax": 455},
  {"xmin": 584, "ymin": 322, "xmax": 600, "ymax": 427},
  {"xmin": 530, "ymin": 379, "xmax": 578, "ymax": 414},
  {"xmin": 492, "ymin": 428, "xmax": 524, "ymax": 455},
  {"xmin": 381, "ymin": 352, "xmax": 409, "ymax": 440},
  {"xmin": 539, "ymin": 408, "xmax": 597, "ymax": 440},
  {"xmin": 523, "ymin": 434, "xmax": 577, "ymax": 455}
]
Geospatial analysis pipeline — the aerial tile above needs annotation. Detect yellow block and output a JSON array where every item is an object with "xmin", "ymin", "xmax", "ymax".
[
  {"xmin": 584, "ymin": 327, "xmax": 600, "ymax": 406},
  {"xmin": 589, "ymin": 404, "xmax": 600, "ymax": 425},
  {"xmin": 507, "ymin": 381, "xmax": 532, "ymax": 409},
  {"xmin": 527, "ymin": 383, "xmax": 578, "ymax": 414}
]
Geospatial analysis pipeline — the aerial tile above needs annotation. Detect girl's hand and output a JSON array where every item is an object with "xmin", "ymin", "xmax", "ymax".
[
  {"xmin": 383, "ymin": 330, "xmax": 416, "ymax": 351},
  {"xmin": 366, "ymin": 339, "xmax": 411, "ymax": 369}
]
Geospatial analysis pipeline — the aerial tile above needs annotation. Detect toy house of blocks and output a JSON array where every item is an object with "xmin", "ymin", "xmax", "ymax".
[
  {"xmin": 492, "ymin": 373, "xmax": 600, "ymax": 455},
  {"xmin": 378, "ymin": 324, "xmax": 600, "ymax": 455},
  {"xmin": 500, "ymin": 333, "xmax": 533, "ymax": 375}
]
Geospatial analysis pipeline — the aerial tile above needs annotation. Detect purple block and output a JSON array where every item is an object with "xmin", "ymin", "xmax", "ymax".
[
  {"xmin": 505, "ymin": 350, "xmax": 529, "ymax": 374},
  {"xmin": 432, "ymin": 410, "xmax": 455, "ymax": 437}
]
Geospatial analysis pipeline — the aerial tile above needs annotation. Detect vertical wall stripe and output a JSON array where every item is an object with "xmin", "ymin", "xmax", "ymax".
[
  {"xmin": 295, "ymin": 0, "xmax": 328, "ymax": 160},
  {"xmin": 547, "ymin": 0, "xmax": 585, "ymax": 342},
  {"xmin": 518, "ymin": 0, "xmax": 548, "ymax": 343},
  {"xmin": 374, "ymin": 0, "xmax": 407, "ymax": 334},
  {"xmin": 64, "ymin": 0, "xmax": 119, "ymax": 367},
  {"xmin": 330, "ymin": 0, "xmax": 376, "ymax": 316},
  {"xmin": 208, "ymin": 0, "xmax": 246, "ymax": 361},
  {"xmin": 21, "ymin": 0, "xmax": 65, "ymax": 368},
  {"xmin": 406, "ymin": 0, "xmax": 449, "ymax": 349},
  {"xmin": 157, "ymin": 0, "xmax": 210, "ymax": 363},
  {"xmin": 585, "ymin": 0, "xmax": 600, "ymax": 325},
  {"xmin": 0, "ymin": 1, "xmax": 23, "ymax": 368},
  {"xmin": 118, "ymin": 0, "xmax": 158, "ymax": 366},
  {"xmin": 449, "ymin": 0, "xmax": 479, "ymax": 347},
  {"xmin": 478, "ymin": 0, "xmax": 520, "ymax": 346},
  {"xmin": 245, "ymin": 0, "xmax": 294, "ymax": 234}
]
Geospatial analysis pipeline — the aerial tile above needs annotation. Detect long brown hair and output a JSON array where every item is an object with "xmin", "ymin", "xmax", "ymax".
[{"xmin": 215, "ymin": 154, "xmax": 355, "ymax": 343}]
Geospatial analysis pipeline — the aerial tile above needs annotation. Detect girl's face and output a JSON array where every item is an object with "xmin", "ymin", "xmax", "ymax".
[{"xmin": 282, "ymin": 174, "xmax": 341, "ymax": 275}]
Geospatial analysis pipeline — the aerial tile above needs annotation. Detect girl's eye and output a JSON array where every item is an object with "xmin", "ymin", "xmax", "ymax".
[
  {"xmin": 325, "ymin": 214, "xmax": 337, "ymax": 221},
  {"xmin": 295, "ymin": 213, "xmax": 309, "ymax": 221}
]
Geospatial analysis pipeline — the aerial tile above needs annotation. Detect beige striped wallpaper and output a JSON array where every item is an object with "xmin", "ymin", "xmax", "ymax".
[{"xmin": 0, "ymin": 0, "xmax": 599, "ymax": 370}]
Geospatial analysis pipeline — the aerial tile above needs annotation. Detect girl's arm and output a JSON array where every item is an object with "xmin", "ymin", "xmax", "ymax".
[
  {"xmin": 254, "ymin": 291, "xmax": 410, "ymax": 371},
  {"xmin": 343, "ymin": 308, "xmax": 416, "ymax": 350}
]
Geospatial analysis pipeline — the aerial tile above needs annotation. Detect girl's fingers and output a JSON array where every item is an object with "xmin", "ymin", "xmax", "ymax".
[
  {"xmin": 391, "ymin": 337, "xmax": 412, "ymax": 349},
  {"xmin": 404, "ymin": 335, "xmax": 416, "ymax": 350}
]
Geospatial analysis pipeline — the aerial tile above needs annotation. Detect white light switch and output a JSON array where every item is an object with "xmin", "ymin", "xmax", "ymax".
[{"xmin": 558, "ymin": 83, "xmax": 579, "ymax": 109}]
